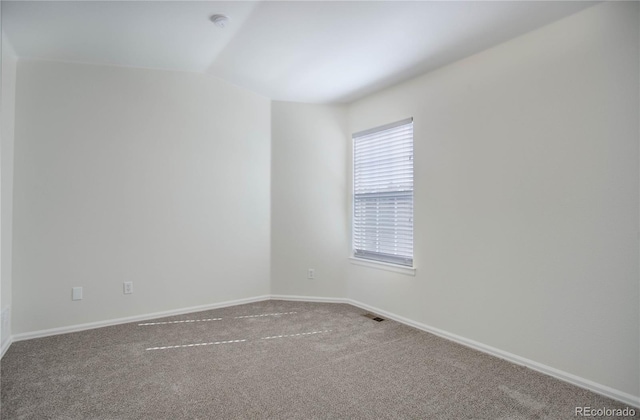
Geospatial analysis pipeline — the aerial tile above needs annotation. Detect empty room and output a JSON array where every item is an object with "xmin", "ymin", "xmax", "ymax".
[{"xmin": 0, "ymin": 0, "xmax": 638, "ymax": 418}]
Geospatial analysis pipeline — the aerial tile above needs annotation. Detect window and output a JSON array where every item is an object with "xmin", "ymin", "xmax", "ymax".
[{"xmin": 352, "ymin": 118, "xmax": 414, "ymax": 267}]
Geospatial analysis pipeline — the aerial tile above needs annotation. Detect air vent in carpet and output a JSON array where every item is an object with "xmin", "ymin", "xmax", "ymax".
[{"xmin": 363, "ymin": 313, "xmax": 385, "ymax": 322}]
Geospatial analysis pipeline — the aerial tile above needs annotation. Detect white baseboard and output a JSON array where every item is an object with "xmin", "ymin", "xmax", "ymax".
[
  {"xmin": 6, "ymin": 293, "xmax": 639, "ymax": 408},
  {"xmin": 1, "ymin": 305, "xmax": 12, "ymax": 359},
  {"xmin": 271, "ymin": 294, "xmax": 639, "ymax": 407},
  {"xmin": 11, "ymin": 295, "xmax": 271, "ymax": 342},
  {"xmin": 341, "ymin": 297, "xmax": 640, "ymax": 409},
  {"xmin": 1, "ymin": 337, "xmax": 12, "ymax": 359},
  {"xmin": 270, "ymin": 294, "xmax": 346, "ymax": 304}
]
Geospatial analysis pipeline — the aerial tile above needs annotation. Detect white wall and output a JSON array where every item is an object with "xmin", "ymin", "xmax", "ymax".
[
  {"xmin": 1, "ymin": 34, "xmax": 17, "ymax": 349},
  {"xmin": 5, "ymin": 0, "xmax": 638, "ymax": 405},
  {"xmin": 12, "ymin": 60, "xmax": 271, "ymax": 334},
  {"xmin": 347, "ymin": 1, "xmax": 639, "ymax": 398},
  {"xmin": 271, "ymin": 102, "xmax": 348, "ymax": 298}
]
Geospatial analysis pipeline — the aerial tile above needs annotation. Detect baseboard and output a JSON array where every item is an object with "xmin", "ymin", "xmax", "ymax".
[
  {"xmin": 1, "ymin": 337, "xmax": 12, "ymax": 359},
  {"xmin": 11, "ymin": 295, "xmax": 271, "ymax": 342},
  {"xmin": 7, "ymin": 293, "xmax": 639, "ymax": 408},
  {"xmin": 270, "ymin": 294, "xmax": 346, "ymax": 304},
  {"xmin": 342, "ymin": 297, "xmax": 640, "ymax": 409}
]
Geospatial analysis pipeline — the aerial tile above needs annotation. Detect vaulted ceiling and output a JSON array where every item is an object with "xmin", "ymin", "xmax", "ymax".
[{"xmin": 2, "ymin": 1, "xmax": 596, "ymax": 103}]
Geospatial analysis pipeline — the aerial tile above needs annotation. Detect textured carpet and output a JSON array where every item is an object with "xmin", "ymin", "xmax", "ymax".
[{"xmin": 1, "ymin": 300, "xmax": 636, "ymax": 419}]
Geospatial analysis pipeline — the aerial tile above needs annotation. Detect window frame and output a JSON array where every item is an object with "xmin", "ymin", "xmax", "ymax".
[{"xmin": 351, "ymin": 117, "xmax": 415, "ymax": 271}]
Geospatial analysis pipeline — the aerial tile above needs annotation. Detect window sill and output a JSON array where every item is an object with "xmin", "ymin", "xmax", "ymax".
[{"xmin": 349, "ymin": 257, "xmax": 416, "ymax": 276}]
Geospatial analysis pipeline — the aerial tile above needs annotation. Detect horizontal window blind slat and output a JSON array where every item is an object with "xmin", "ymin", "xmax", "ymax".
[
  {"xmin": 355, "ymin": 150, "xmax": 412, "ymax": 162},
  {"xmin": 355, "ymin": 157, "xmax": 413, "ymax": 169},
  {"xmin": 355, "ymin": 139, "xmax": 413, "ymax": 155},
  {"xmin": 354, "ymin": 212, "xmax": 413, "ymax": 216},
  {"xmin": 353, "ymin": 214, "xmax": 413, "ymax": 218},
  {"xmin": 355, "ymin": 162, "xmax": 413, "ymax": 174},
  {"xmin": 353, "ymin": 213, "xmax": 413, "ymax": 218},
  {"xmin": 355, "ymin": 187, "xmax": 413, "ymax": 194},
  {"xmin": 354, "ymin": 132, "xmax": 413, "ymax": 147},
  {"xmin": 354, "ymin": 190, "xmax": 412, "ymax": 197},
  {"xmin": 354, "ymin": 237, "xmax": 414, "ymax": 242},
  {"xmin": 354, "ymin": 225, "xmax": 414, "ymax": 231},
  {"xmin": 355, "ymin": 178, "xmax": 413, "ymax": 186},
  {"xmin": 355, "ymin": 174, "xmax": 413, "ymax": 183},
  {"xmin": 353, "ymin": 242, "xmax": 413, "ymax": 250},
  {"xmin": 354, "ymin": 234, "xmax": 413, "ymax": 239},
  {"xmin": 355, "ymin": 200, "xmax": 411, "ymax": 205},
  {"xmin": 355, "ymin": 134, "xmax": 413, "ymax": 149},
  {"xmin": 354, "ymin": 244, "xmax": 413, "ymax": 250},
  {"xmin": 354, "ymin": 228, "xmax": 413, "ymax": 232},
  {"xmin": 355, "ymin": 184, "xmax": 413, "ymax": 191},
  {"xmin": 355, "ymin": 151, "xmax": 410, "ymax": 161},
  {"xmin": 356, "ymin": 141, "xmax": 412, "ymax": 153},
  {"xmin": 356, "ymin": 141, "xmax": 412, "ymax": 152},
  {"xmin": 354, "ymin": 245, "xmax": 414, "ymax": 252},
  {"xmin": 355, "ymin": 167, "xmax": 413, "ymax": 176}
]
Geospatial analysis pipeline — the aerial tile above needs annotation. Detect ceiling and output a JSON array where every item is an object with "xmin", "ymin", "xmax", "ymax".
[{"xmin": 2, "ymin": 1, "xmax": 596, "ymax": 104}]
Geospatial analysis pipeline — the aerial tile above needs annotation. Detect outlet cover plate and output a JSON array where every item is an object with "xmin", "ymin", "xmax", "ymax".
[{"xmin": 123, "ymin": 282, "xmax": 133, "ymax": 294}]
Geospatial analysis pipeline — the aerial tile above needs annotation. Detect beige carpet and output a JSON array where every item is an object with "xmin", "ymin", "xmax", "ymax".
[{"xmin": 1, "ymin": 300, "xmax": 636, "ymax": 419}]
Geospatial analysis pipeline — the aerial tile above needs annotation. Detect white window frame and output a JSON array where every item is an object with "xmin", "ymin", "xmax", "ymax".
[{"xmin": 351, "ymin": 117, "xmax": 414, "ymax": 271}]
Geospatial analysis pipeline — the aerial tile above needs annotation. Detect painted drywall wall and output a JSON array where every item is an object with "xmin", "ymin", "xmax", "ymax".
[
  {"xmin": 1, "ymin": 34, "xmax": 17, "ymax": 349},
  {"xmin": 347, "ymin": 1, "xmax": 639, "ymax": 398},
  {"xmin": 271, "ymin": 102, "xmax": 348, "ymax": 298},
  {"xmin": 12, "ymin": 60, "xmax": 271, "ymax": 334}
]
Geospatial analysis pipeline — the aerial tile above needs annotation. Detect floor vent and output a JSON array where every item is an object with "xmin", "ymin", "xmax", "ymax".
[{"xmin": 364, "ymin": 313, "xmax": 385, "ymax": 322}]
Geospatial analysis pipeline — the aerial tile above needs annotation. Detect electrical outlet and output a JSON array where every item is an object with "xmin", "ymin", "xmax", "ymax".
[
  {"xmin": 307, "ymin": 268, "xmax": 315, "ymax": 279},
  {"xmin": 123, "ymin": 282, "xmax": 133, "ymax": 294},
  {"xmin": 72, "ymin": 287, "xmax": 83, "ymax": 301}
]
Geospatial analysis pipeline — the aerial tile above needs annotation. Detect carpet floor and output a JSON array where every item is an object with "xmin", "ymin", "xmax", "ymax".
[{"xmin": 1, "ymin": 300, "xmax": 636, "ymax": 419}]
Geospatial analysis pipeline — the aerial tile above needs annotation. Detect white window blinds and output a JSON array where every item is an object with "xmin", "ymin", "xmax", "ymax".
[{"xmin": 353, "ymin": 118, "xmax": 414, "ymax": 267}]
